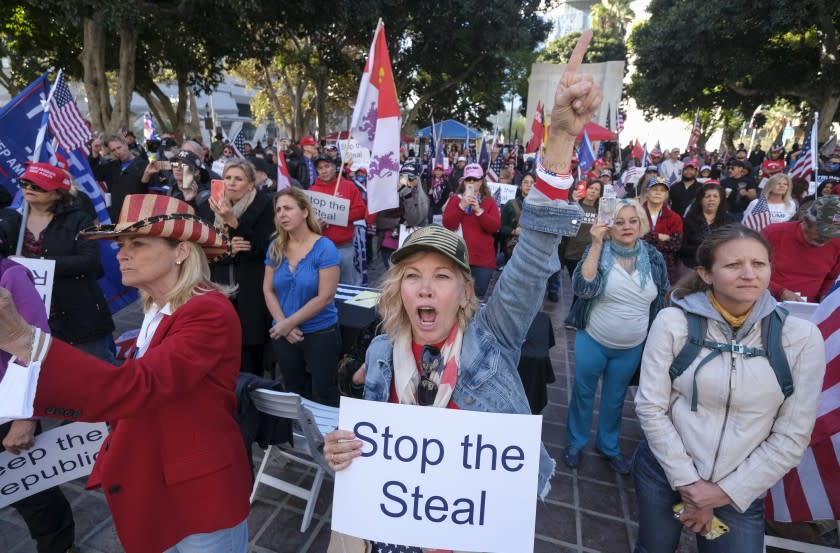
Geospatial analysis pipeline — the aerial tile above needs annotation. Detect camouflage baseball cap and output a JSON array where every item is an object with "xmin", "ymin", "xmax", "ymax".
[
  {"xmin": 391, "ymin": 225, "xmax": 470, "ymax": 272},
  {"xmin": 805, "ymin": 195, "xmax": 840, "ymax": 238}
]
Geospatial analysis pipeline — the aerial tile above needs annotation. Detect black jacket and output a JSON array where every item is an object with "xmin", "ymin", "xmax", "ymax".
[
  {"xmin": 89, "ymin": 155, "xmax": 149, "ymax": 220},
  {"xmin": 0, "ymin": 204, "xmax": 114, "ymax": 344},
  {"xmin": 234, "ymin": 373, "xmax": 292, "ymax": 478},
  {"xmin": 198, "ymin": 192, "xmax": 275, "ymax": 347}
]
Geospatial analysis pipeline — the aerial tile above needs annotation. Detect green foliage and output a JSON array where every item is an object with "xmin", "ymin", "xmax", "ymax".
[
  {"xmin": 628, "ymin": 0, "xmax": 840, "ymax": 134},
  {"xmin": 538, "ymin": 31, "xmax": 628, "ymax": 64}
]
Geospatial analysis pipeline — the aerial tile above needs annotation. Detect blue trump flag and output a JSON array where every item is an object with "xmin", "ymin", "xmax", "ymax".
[
  {"xmin": 0, "ymin": 72, "xmax": 138, "ymax": 313},
  {"xmin": 578, "ymin": 130, "xmax": 596, "ymax": 174}
]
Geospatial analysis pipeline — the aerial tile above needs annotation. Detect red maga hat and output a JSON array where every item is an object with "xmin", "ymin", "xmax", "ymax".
[
  {"xmin": 299, "ymin": 135, "xmax": 317, "ymax": 147},
  {"xmin": 21, "ymin": 162, "xmax": 71, "ymax": 191}
]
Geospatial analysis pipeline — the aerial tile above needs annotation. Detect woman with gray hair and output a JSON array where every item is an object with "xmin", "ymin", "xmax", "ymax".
[{"xmin": 563, "ymin": 199, "xmax": 670, "ymax": 474}]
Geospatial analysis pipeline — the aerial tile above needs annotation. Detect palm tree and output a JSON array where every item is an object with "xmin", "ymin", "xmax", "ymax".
[{"xmin": 590, "ymin": 0, "xmax": 635, "ymax": 37}]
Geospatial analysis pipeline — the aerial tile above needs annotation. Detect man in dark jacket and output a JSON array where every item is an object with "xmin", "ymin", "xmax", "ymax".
[
  {"xmin": 89, "ymin": 134, "xmax": 149, "ymax": 220},
  {"xmin": 447, "ymin": 155, "xmax": 467, "ymax": 194},
  {"xmin": 295, "ymin": 135, "xmax": 319, "ymax": 189},
  {"xmin": 720, "ymin": 159, "xmax": 758, "ymax": 221},
  {"xmin": 668, "ymin": 158, "xmax": 701, "ymax": 216}
]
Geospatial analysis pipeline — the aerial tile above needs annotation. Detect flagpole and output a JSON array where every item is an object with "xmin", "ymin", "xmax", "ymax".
[
  {"xmin": 812, "ymin": 112, "xmax": 819, "ymax": 183},
  {"xmin": 16, "ymin": 69, "xmax": 62, "ymax": 256}
]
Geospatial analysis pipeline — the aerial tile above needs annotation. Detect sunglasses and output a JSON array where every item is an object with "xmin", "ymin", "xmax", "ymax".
[
  {"xmin": 418, "ymin": 345, "xmax": 443, "ymax": 406},
  {"xmin": 20, "ymin": 180, "xmax": 46, "ymax": 192},
  {"xmin": 463, "ymin": 177, "xmax": 481, "ymax": 183},
  {"xmin": 401, "ymin": 174, "xmax": 418, "ymax": 181}
]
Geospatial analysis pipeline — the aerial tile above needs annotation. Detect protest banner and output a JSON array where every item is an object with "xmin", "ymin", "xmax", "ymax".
[
  {"xmin": 0, "ymin": 422, "xmax": 108, "ymax": 508},
  {"xmin": 486, "ymin": 182, "xmax": 518, "ymax": 208},
  {"xmin": 332, "ymin": 397, "xmax": 542, "ymax": 552},
  {"xmin": 337, "ymin": 138, "xmax": 371, "ymax": 169},
  {"xmin": 304, "ymin": 190, "xmax": 351, "ymax": 227},
  {"xmin": 10, "ymin": 256, "xmax": 56, "ymax": 313}
]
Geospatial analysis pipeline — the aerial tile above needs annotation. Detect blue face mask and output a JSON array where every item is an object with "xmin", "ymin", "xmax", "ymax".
[
  {"xmin": 354, "ymin": 176, "xmax": 366, "ymax": 184},
  {"xmin": 827, "ymin": 162, "xmax": 840, "ymax": 172}
]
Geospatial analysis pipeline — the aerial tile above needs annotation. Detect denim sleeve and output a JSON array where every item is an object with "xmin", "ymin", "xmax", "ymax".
[
  {"xmin": 571, "ymin": 244, "xmax": 605, "ymax": 299},
  {"xmin": 475, "ymin": 187, "xmax": 582, "ymax": 352}
]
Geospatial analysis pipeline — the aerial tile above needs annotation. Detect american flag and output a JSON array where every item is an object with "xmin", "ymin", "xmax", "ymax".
[
  {"xmin": 47, "ymin": 73, "xmax": 92, "ymax": 155},
  {"xmin": 605, "ymin": 104, "xmax": 611, "ymax": 131},
  {"xmin": 686, "ymin": 108, "xmax": 701, "ymax": 151},
  {"xmin": 742, "ymin": 193, "xmax": 772, "ymax": 231},
  {"xmin": 143, "ymin": 112, "xmax": 160, "ymax": 141},
  {"xmin": 231, "ymin": 128, "xmax": 247, "ymax": 158},
  {"xmin": 789, "ymin": 118, "xmax": 817, "ymax": 180},
  {"xmin": 766, "ymin": 278, "xmax": 840, "ymax": 522}
]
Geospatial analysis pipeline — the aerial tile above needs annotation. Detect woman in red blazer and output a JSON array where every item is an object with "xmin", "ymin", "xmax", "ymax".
[{"xmin": 0, "ymin": 194, "xmax": 252, "ymax": 553}]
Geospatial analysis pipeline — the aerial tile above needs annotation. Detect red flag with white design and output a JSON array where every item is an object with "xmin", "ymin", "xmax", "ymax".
[
  {"xmin": 350, "ymin": 20, "xmax": 401, "ymax": 214},
  {"xmin": 632, "ymin": 139, "xmax": 644, "ymax": 160},
  {"xmin": 525, "ymin": 101, "xmax": 544, "ymax": 154},
  {"xmin": 766, "ymin": 278, "xmax": 840, "ymax": 522}
]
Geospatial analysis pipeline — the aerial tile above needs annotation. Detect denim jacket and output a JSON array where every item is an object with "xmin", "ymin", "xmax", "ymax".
[
  {"xmin": 365, "ymin": 187, "xmax": 583, "ymax": 499},
  {"xmin": 565, "ymin": 241, "xmax": 670, "ymax": 330}
]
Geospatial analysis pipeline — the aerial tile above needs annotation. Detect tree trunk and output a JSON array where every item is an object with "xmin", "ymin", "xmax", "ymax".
[
  {"xmin": 172, "ymin": 76, "xmax": 189, "ymax": 140},
  {"xmin": 111, "ymin": 25, "xmax": 137, "ymax": 134},
  {"xmin": 138, "ymin": 91, "xmax": 167, "ymax": 134},
  {"xmin": 81, "ymin": 15, "xmax": 111, "ymax": 133},
  {"xmin": 817, "ymin": 94, "xmax": 840, "ymax": 141},
  {"xmin": 263, "ymin": 66, "xmax": 294, "ymax": 139},
  {"xmin": 186, "ymin": 89, "xmax": 202, "ymax": 142}
]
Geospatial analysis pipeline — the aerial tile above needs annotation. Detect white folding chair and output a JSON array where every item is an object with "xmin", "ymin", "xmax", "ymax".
[{"xmin": 248, "ymin": 389, "xmax": 339, "ymax": 532}]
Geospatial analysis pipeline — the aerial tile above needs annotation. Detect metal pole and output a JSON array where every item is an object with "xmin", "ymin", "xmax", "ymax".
[
  {"xmin": 16, "ymin": 69, "xmax": 62, "ymax": 256},
  {"xmin": 507, "ymin": 89, "xmax": 514, "ymax": 145}
]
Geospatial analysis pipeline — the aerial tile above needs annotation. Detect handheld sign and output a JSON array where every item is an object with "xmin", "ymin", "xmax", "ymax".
[
  {"xmin": 0, "ymin": 422, "xmax": 108, "ymax": 508},
  {"xmin": 10, "ymin": 257, "xmax": 56, "ymax": 313},
  {"xmin": 332, "ymin": 398, "xmax": 542, "ymax": 552},
  {"xmin": 305, "ymin": 190, "xmax": 351, "ymax": 227}
]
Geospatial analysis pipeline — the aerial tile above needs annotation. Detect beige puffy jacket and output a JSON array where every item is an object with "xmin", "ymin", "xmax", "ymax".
[{"xmin": 635, "ymin": 290, "xmax": 825, "ymax": 512}]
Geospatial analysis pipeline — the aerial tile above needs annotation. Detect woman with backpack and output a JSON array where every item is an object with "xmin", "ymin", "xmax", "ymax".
[{"xmin": 633, "ymin": 224, "xmax": 825, "ymax": 552}]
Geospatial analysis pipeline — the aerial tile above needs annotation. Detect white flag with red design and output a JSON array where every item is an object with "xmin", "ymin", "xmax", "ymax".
[
  {"xmin": 350, "ymin": 20, "xmax": 401, "ymax": 214},
  {"xmin": 276, "ymin": 152, "xmax": 292, "ymax": 190},
  {"xmin": 766, "ymin": 278, "xmax": 840, "ymax": 522}
]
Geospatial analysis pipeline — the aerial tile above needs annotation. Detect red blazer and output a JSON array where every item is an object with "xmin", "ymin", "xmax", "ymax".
[{"xmin": 33, "ymin": 291, "xmax": 252, "ymax": 553}]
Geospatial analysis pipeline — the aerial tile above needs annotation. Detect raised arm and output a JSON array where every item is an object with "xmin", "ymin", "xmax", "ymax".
[{"xmin": 478, "ymin": 31, "xmax": 602, "ymax": 351}]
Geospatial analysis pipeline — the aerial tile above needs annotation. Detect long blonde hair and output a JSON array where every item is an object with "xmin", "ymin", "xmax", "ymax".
[
  {"xmin": 267, "ymin": 188, "xmax": 322, "ymax": 265},
  {"xmin": 763, "ymin": 173, "xmax": 794, "ymax": 208},
  {"xmin": 377, "ymin": 251, "xmax": 479, "ymax": 340},
  {"xmin": 141, "ymin": 240, "xmax": 235, "ymax": 311}
]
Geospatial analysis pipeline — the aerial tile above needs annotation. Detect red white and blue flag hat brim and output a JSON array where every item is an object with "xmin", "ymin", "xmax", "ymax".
[{"xmin": 79, "ymin": 194, "xmax": 230, "ymax": 260}]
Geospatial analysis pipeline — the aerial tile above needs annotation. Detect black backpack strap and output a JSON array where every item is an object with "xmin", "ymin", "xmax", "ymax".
[
  {"xmin": 669, "ymin": 312, "xmax": 707, "ymax": 381},
  {"xmin": 762, "ymin": 306, "xmax": 794, "ymax": 398}
]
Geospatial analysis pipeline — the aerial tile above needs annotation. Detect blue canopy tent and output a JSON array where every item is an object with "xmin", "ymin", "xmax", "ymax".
[{"xmin": 415, "ymin": 119, "xmax": 482, "ymax": 140}]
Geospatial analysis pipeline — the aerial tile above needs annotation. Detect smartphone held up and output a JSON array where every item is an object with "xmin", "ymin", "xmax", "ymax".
[{"xmin": 210, "ymin": 179, "xmax": 225, "ymax": 204}]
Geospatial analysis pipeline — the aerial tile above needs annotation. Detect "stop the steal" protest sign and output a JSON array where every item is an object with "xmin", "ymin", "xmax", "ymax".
[{"xmin": 332, "ymin": 398, "xmax": 543, "ymax": 552}]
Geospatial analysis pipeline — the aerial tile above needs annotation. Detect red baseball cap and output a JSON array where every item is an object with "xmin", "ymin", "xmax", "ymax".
[
  {"xmin": 21, "ymin": 162, "xmax": 71, "ymax": 191},
  {"xmin": 764, "ymin": 159, "xmax": 785, "ymax": 174},
  {"xmin": 299, "ymin": 135, "xmax": 317, "ymax": 147}
]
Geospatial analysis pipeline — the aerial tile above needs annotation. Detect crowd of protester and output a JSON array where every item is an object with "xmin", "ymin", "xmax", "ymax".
[{"xmin": 1, "ymin": 58, "xmax": 839, "ymax": 551}]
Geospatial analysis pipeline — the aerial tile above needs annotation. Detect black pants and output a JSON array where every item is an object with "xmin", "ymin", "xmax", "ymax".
[
  {"xmin": 272, "ymin": 325, "xmax": 341, "ymax": 407},
  {"xmin": 1, "ymin": 421, "xmax": 75, "ymax": 553}
]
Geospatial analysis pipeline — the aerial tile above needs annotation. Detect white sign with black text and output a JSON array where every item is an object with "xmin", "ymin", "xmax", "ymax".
[
  {"xmin": 0, "ymin": 422, "xmax": 108, "ymax": 508},
  {"xmin": 332, "ymin": 397, "xmax": 543, "ymax": 552},
  {"xmin": 10, "ymin": 256, "xmax": 56, "ymax": 313},
  {"xmin": 304, "ymin": 190, "xmax": 351, "ymax": 227}
]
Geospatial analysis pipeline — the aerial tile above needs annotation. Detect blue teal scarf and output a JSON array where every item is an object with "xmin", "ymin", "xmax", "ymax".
[{"xmin": 599, "ymin": 240, "xmax": 651, "ymax": 290}]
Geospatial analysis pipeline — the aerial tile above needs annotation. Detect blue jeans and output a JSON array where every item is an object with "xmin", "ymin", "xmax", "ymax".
[
  {"xmin": 632, "ymin": 440, "xmax": 766, "ymax": 553},
  {"xmin": 471, "ymin": 265, "xmax": 494, "ymax": 299},
  {"xmin": 163, "ymin": 518, "xmax": 248, "ymax": 553},
  {"xmin": 566, "ymin": 330, "xmax": 642, "ymax": 456},
  {"xmin": 74, "ymin": 336, "xmax": 117, "ymax": 365}
]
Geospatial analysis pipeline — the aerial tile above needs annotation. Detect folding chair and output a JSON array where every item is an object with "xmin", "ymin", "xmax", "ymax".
[{"xmin": 248, "ymin": 389, "xmax": 339, "ymax": 532}]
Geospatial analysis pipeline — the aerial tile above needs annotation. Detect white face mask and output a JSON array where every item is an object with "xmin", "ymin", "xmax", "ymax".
[{"xmin": 163, "ymin": 150, "xmax": 175, "ymax": 160}]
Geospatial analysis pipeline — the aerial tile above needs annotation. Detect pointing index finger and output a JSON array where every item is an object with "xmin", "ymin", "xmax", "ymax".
[{"xmin": 565, "ymin": 30, "xmax": 592, "ymax": 77}]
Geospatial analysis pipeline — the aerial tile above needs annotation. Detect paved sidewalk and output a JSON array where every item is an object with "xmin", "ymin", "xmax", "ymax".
[{"xmin": 2, "ymin": 259, "xmax": 812, "ymax": 552}]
